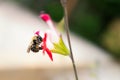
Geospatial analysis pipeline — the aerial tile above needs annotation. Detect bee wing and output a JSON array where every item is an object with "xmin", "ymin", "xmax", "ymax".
[
  {"xmin": 27, "ymin": 45, "xmax": 31, "ymax": 53},
  {"xmin": 27, "ymin": 41, "xmax": 33, "ymax": 53},
  {"xmin": 27, "ymin": 36, "xmax": 37, "ymax": 53}
]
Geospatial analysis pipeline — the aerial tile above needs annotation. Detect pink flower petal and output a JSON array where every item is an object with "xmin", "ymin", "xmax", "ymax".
[
  {"xmin": 42, "ymin": 33, "xmax": 53, "ymax": 61},
  {"xmin": 35, "ymin": 31, "xmax": 40, "ymax": 35},
  {"xmin": 40, "ymin": 13, "xmax": 51, "ymax": 22}
]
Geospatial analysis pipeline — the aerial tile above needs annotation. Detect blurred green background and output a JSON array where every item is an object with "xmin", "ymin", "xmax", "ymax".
[{"xmin": 14, "ymin": 0, "xmax": 120, "ymax": 59}]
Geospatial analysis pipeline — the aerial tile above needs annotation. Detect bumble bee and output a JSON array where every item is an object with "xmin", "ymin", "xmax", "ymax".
[{"xmin": 27, "ymin": 35, "xmax": 43, "ymax": 53}]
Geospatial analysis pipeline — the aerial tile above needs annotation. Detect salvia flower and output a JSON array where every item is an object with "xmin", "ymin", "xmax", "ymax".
[
  {"xmin": 27, "ymin": 12, "xmax": 70, "ymax": 61},
  {"xmin": 39, "ymin": 12, "xmax": 70, "ymax": 56}
]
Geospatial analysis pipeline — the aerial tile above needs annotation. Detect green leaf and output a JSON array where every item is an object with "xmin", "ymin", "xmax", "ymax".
[{"xmin": 51, "ymin": 36, "xmax": 70, "ymax": 56}]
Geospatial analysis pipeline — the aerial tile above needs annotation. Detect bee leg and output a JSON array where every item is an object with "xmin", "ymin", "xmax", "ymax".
[{"xmin": 39, "ymin": 47, "xmax": 43, "ymax": 50}]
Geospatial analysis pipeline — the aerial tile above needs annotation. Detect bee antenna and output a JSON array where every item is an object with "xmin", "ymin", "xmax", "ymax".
[{"xmin": 40, "ymin": 11, "xmax": 45, "ymax": 14}]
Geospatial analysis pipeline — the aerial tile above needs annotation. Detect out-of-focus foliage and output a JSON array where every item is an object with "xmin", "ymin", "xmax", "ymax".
[
  {"xmin": 102, "ymin": 19, "xmax": 120, "ymax": 59},
  {"xmin": 70, "ymin": 0, "xmax": 120, "ymax": 42},
  {"xmin": 15, "ymin": 0, "xmax": 63, "ymax": 22},
  {"xmin": 69, "ymin": 3, "xmax": 102, "ymax": 42},
  {"xmin": 14, "ymin": 0, "xmax": 120, "ymax": 59},
  {"xmin": 69, "ymin": 0, "xmax": 120, "ymax": 59}
]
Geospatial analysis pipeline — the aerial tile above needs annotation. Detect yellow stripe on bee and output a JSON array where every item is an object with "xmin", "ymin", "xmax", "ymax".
[{"xmin": 32, "ymin": 36, "xmax": 37, "ymax": 40}]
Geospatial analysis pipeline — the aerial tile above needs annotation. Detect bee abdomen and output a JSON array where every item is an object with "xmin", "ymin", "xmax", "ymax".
[{"xmin": 31, "ymin": 45, "xmax": 39, "ymax": 52}]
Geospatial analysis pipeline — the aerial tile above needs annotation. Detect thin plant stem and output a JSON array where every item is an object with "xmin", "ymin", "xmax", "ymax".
[{"xmin": 60, "ymin": 0, "xmax": 79, "ymax": 80}]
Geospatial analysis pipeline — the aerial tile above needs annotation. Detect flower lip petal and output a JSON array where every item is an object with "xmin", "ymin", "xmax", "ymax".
[
  {"xmin": 42, "ymin": 33, "xmax": 47, "ymax": 53},
  {"xmin": 42, "ymin": 33, "xmax": 53, "ymax": 61},
  {"xmin": 45, "ymin": 48, "xmax": 53, "ymax": 61}
]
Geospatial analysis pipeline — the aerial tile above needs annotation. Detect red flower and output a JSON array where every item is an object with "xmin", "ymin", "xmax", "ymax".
[{"xmin": 42, "ymin": 33, "xmax": 53, "ymax": 61}]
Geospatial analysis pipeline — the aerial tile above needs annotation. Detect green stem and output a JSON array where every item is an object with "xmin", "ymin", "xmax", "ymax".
[{"xmin": 60, "ymin": 0, "xmax": 79, "ymax": 80}]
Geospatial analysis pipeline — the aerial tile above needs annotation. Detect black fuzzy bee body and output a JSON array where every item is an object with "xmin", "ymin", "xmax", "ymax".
[{"xmin": 27, "ymin": 35, "xmax": 43, "ymax": 53}]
